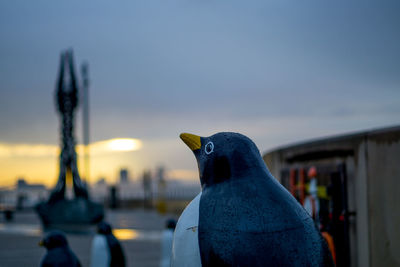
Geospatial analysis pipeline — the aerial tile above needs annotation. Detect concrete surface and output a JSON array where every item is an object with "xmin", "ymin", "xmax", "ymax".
[{"xmin": 0, "ymin": 209, "xmax": 178, "ymax": 267}]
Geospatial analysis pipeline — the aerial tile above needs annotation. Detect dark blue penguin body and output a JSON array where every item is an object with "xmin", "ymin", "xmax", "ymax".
[
  {"xmin": 97, "ymin": 222, "xmax": 126, "ymax": 267},
  {"xmin": 40, "ymin": 230, "xmax": 81, "ymax": 267},
  {"xmin": 180, "ymin": 132, "xmax": 334, "ymax": 267}
]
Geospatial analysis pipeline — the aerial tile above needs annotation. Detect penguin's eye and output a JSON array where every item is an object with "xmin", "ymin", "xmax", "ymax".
[{"xmin": 204, "ymin": 141, "xmax": 214, "ymax": 155}]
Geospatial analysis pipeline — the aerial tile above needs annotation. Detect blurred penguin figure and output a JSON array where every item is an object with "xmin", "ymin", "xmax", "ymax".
[
  {"xmin": 90, "ymin": 221, "xmax": 125, "ymax": 267},
  {"xmin": 39, "ymin": 230, "xmax": 81, "ymax": 267},
  {"xmin": 160, "ymin": 219, "xmax": 176, "ymax": 267}
]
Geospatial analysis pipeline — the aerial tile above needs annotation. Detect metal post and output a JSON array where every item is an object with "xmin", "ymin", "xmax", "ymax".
[{"xmin": 81, "ymin": 62, "xmax": 90, "ymax": 186}]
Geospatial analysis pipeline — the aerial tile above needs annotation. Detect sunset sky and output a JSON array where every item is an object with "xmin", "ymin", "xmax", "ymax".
[{"xmin": 1, "ymin": 1, "xmax": 399, "ymax": 188}]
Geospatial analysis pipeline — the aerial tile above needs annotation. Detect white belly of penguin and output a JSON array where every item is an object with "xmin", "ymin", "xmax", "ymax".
[{"xmin": 171, "ymin": 192, "xmax": 202, "ymax": 267}]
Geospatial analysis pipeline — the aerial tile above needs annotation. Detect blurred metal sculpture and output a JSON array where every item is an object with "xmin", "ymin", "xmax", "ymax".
[
  {"xmin": 36, "ymin": 49, "xmax": 103, "ymax": 231},
  {"xmin": 50, "ymin": 50, "xmax": 88, "ymax": 202}
]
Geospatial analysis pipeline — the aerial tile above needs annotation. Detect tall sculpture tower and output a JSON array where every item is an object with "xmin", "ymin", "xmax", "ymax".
[
  {"xmin": 49, "ymin": 50, "xmax": 88, "ymax": 202},
  {"xmin": 36, "ymin": 49, "xmax": 103, "ymax": 231}
]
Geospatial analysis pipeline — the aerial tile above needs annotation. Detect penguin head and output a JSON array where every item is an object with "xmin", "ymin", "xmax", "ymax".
[
  {"xmin": 180, "ymin": 132, "xmax": 266, "ymax": 188},
  {"xmin": 97, "ymin": 221, "xmax": 112, "ymax": 235},
  {"xmin": 166, "ymin": 218, "xmax": 177, "ymax": 230},
  {"xmin": 39, "ymin": 230, "xmax": 68, "ymax": 250}
]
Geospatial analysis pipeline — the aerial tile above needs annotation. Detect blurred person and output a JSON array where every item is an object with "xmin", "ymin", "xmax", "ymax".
[
  {"xmin": 303, "ymin": 166, "xmax": 320, "ymax": 225},
  {"xmin": 90, "ymin": 221, "xmax": 125, "ymax": 267},
  {"xmin": 39, "ymin": 230, "xmax": 81, "ymax": 267},
  {"xmin": 160, "ymin": 218, "xmax": 176, "ymax": 267}
]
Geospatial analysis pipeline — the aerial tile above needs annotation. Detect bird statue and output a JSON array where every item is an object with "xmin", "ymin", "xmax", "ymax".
[
  {"xmin": 172, "ymin": 132, "xmax": 334, "ymax": 267},
  {"xmin": 160, "ymin": 219, "xmax": 177, "ymax": 267},
  {"xmin": 39, "ymin": 230, "xmax": 81, "ymax": 267},
  {"xmin": 90, "ymin": 221, "xmax": 126, "ymax": 267}
]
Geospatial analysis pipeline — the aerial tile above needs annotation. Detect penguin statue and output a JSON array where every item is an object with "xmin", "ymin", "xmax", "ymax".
[
  {"xmin": 39, "ymin": 230, "xmax": 81, "ymax": 267},
  {"xmin": 172, "ymin": 132, "xmax": 334, "ymax": 267},
  {"xmin": 160, "ymin": 219, "xmax": 177, "ymax": 267},
  {"xmin": 90, "ymin": 221, "xmax": 126, "ymax": 267}
]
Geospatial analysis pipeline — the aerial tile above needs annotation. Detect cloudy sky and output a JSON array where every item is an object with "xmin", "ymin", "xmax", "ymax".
[{"xmin": 0, "ymin": 0, "xmax": 399, "ymax": 187}]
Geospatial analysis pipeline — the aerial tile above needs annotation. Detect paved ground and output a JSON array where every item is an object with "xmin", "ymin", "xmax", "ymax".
[{"xmin": 0, "ymin": 209, "xmax": 179, "ymax": 267}]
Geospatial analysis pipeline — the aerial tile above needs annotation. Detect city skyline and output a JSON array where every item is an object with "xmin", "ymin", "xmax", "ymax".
[{"xmin": 1, "ymin": 1, "xmax": 399, "ymax": 187}]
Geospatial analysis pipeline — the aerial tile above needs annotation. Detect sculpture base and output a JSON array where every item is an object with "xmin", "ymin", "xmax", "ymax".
[{"xmin": 36, "ymin": 198, "xmax": 104, "ymax": 233}]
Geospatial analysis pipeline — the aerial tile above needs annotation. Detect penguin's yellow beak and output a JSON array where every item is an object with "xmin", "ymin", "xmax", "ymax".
[
  {"xmin": 38, "ymin": 240, "xmax": 44, "ymax": 247},
  {"xmin": 180, "ymin": 133, "xmax": 201, "ymax": 151}
]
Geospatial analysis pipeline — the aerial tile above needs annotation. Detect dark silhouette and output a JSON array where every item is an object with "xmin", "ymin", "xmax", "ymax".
[
  {"xmin": 50, "ymin": 50, "xmax": 88, "ymax": 202},
  {"xmin": 39, "ymin": 230, "xmax": 81, "ymax": 267},
  {"xmin": 91, "ymin": 221, "xmax": 126, "ymax": 267},
  {"xmin": 35, "ymin": 49, "xmax": 103, "ymax": 230}
]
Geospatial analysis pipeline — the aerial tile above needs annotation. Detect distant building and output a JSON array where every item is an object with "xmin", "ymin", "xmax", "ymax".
[
  {"xmin": 119, "ymin": 169, "xmax": 129, "ymax": 184},
  {"xmin": 157, "ymin": 166, "xmax": 166, "ymax": 199},
  {"xmin": 163, "ymin": 179, "xmax": 200, "ymax": 200},
  {"xmin": 15, "ymin": 178, "xmax": 48, "ymax": 209},
  {"xmin": 0, "ymin": 187, "xmax": 16, "ymax": 209},
  {"xmin": 263, "ymin": 125, "xmax": 400, "ymax": 267},
  {"xmin": 116, "ymin": 168, "xmax": 200, "ymax": 202},
  {"xmin": 96, "ymin": 177, "xmax": 107, "ymax": 186},
  {"xmin": 142, "ymin": 170, "xmax": 152, "ymax": 208},
  {"xmin": 90, "ymin": 177, "xmax": 108, "ymax": 203}
]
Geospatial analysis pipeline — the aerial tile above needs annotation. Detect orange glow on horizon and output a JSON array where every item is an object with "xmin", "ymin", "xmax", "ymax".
[
  {"xmin": 0, "ymin": 138, "xmax": 199, "ymax": 188},
  {"xmin": 167, "ymin": 169, "xmax": 198, "ymax": 181},
  {"xmin": 0, "ymin": 138, "xmax": 143, "ymax": 187},
  {"xmin": 0, "ymin": 138, "xmax": 142, "ymax": 158}
]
